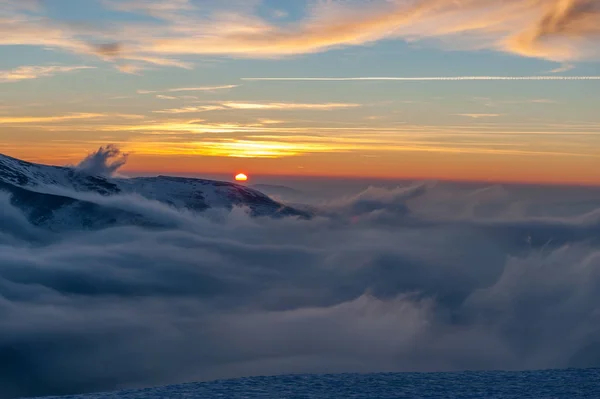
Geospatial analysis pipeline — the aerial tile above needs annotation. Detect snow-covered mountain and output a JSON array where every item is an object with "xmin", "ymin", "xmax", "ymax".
[{"xmin": 0, "ymin": 153, "xmax": 309, "ymax": 231}]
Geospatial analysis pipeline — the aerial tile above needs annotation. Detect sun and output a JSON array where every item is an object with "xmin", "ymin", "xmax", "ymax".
[{"xmin": 235, "ymin": 173, "xmax": 248, "ymax": 182}]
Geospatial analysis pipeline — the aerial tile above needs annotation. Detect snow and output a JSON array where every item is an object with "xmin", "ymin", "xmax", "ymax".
[
  {"xmin": 0, "ymin": 153, "xmax": 309, "ymax": 231},
  {"xmin": 34, "ymin": 369, "xmax": 600, "ymax": 399}
]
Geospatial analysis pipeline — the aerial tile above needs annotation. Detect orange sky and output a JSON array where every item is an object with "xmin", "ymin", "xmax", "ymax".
[
  {"xmin": 1, "ymin": 0, "xmax": 599, "ymax": 186},
  {"xmin": 116, "ymin": 151, "xmax": 598, "ymax": 186}
]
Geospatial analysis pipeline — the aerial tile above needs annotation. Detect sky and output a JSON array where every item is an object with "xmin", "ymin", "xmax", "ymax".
[{"xmin": 1, "ymin": 0, "xmax": 599, "ymax": 185}]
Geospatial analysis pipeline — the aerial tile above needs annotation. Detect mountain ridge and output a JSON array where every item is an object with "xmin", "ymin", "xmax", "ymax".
[{"xmin": 0, "ymin": 153, "xmax": 309, "ymax": 231}]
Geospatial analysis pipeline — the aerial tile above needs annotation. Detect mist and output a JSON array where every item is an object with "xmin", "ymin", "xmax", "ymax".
[
  {"xmin": 2, "ymin": 175, "xmax": 600, "ymax": 398},
  {"xmin": 75, "ymin": 145, "xmax": 129, "ymax": 177}
]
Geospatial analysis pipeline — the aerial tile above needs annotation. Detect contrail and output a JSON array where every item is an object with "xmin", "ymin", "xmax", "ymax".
[{"xmin": 242, "ymin": 76, "xmax": 600, "ymax": 82}]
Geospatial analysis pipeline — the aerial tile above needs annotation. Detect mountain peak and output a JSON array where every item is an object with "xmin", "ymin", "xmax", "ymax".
[{"xmin": 0, "ymin": 153, "xmax": 310, "ymax": 231}]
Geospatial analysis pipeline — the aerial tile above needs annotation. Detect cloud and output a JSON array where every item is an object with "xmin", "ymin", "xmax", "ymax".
[
  {"xmin": 103, "ymin": 0, "xmax": 195, "ymax": 16},
  {"xmin": 242, "ymin": 76, "xmax": 600, "ymax": 81},
  {"xmin": 138, "ymin": 85, "xmax": 239, "ymax": 94},
  {"xmin": 94, "ymin": 119, "xmax": 599, "ymax": 160},
  {"xmin": 152, "ymin": 102, "xmax": 361, "ymax": 114},
  {"xmin": 0, "ymin": 8, "xmax": 190, "ymax": 71},
  {"xmin": 88, "ymin": 42, "xmax": 192, "ymax": 73},
  {"xmin": 152, "ymin": 105, "xmax": 227, "ymax": 114},
  {"xmin": 121, "ymin": 55, "xmax": 193, "ymax": 70},
  {"xmin": 116, "ymin": 64, "xmax": 144, "ymax": 75},
  {"xmin": 505, "ymin": 0, "xmax": 600, "ymax": 61},
  {"xmin": 163, "ymin": 139, "xmax": 347, "ymax": 158},
  {"xmin": 132, "ymin": 0, "xmax": 600, "ymax": 62},
  {"xmin": 121, "ymin": 134, "xmax": 592, "ymax": 159},
  {"xmin": 456, "ymin": 114, "xmax": 502, "ymax": 119},
  {"xmin": 529, "ymin": 99, "xmax": 558, "ymax": 103},
  {"xmin": 167, "ymin": 85, "xmax": 239, "ymax": 93},
  {"xmin": 548, "ymin": 64, "xmax": 576, "ymax": 73},
  {"xmin": 75, "ymin": 144, "xmax": 129, "ymax": 176},
  {"xmin": 221, "ymin": 102, "xmax": 361, "ymax": 110},
  {"xmin": 156, "ymin": 94, "xmax": 178, "ymax": 100},
  {"xmin": 3, "ymin": 0, "xmax": 600, "ymax": 70},
  {"xmin": 3, "ymin": 172, "xmax": 600, "ymax": 398},
  {"xmin": 0, "ymin": 113, "xmax": 104, "ymax": 124},
  {"xmin": 92, "ymin": 42, "xmax": 123, "ymax": 58},
  {"xmin": 0, "ymin": 0, "xmax": 41, "ymax": 12},
  {"xmin": 0, "ymin": 65, "xmax": 94, "ymax": 83}
]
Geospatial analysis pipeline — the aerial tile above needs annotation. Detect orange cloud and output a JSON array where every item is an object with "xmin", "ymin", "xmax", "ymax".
[
  {"xmin": 220, "ymin": 102, "xmax": 361, "ymax": 111},
  {"xmin": 0, "ymin": 113, "xmax": 104, "ymax": 124},
  {"xmin": 138, "ymin": 0, "xmax": 600, "ymax": 62},
  {"xmin": 138, "ymin": 85, "xmax": 239, "ymax": 94},
  {"xmin": 456, "ymin": 114, "xmax": 503, "ymax": 119},
  {"xmin": 0, "ymin": 7, "xmax": 189, "ymax": 70},
  {"xmin": 132, "ymin": 139, "xmax": 346, "ymax": 158},
  {"xmin": 124, "ymin": 132, "xmax": 596, "ymax": 160},
  {"xmin": 153, "ymin": 106, "xmax": 227, "ymax": 114},
  {"xmin": 2, "ymin": 0, "xmax": 599, "ymax": 70},
  {"xmin": 153, "ymin": 102, "xmax": 361, "ymax": 114},
  {"xmin": 0, "ymin": 65, "xmax": 94, "ymax": 83},
  {"xmin": 0, "ymin": 113, "xmax": 144, "ymax": 125},
  {"xmin": 506, "ymin": 0, "xmax": 600, "ymax": 60}
]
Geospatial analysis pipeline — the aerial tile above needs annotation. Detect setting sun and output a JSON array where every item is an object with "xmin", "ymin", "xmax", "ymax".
[{"xmin": 235, "ymin": 173, "xmax": 248, "ymax": 182}]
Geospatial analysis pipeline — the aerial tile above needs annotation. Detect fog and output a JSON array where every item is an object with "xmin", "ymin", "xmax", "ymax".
[{"xmin": 2, "ymin": 177, "xmax": 600, "ymax": 398}]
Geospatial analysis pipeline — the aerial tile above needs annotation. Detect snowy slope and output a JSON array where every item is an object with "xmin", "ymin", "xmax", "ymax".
[
  {"xmin": 34, "ymin": 370, "xmax": 600, "ymax": 399},
  {"xmin": 0, "ymin": 153, "xmax": 309, "ymax": 231}
]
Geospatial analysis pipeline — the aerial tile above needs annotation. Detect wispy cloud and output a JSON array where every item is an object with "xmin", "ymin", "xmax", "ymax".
[
  {"xmin": 529, "ymin": 99, "xmax": 557, "ymax": 104},
  {"xmin": 168, "ymin": 85, "xmax": 239, "ymax": 93},
  {"xmin": 153, "ymin": 102, "xmax": 361, "ymax": 114},
  {"xmin": 116, "ymin": 64, "xmax": 144, "ymax": 75},
  {"xmin": 0, "ymin": 113, "xmax": 103, "ymax": 124},
  {"xmin": 242, "ymin": 76, "xmax": 600, "ymax": 82},
  {"xmin": 472, "ymin": 97, "xmax": 558, "ymax": 107},
  {"xmin": 127, "ymin": 134, "xmax": 595, "ymax": 159},
  {"xmin": 20, "ymin": 117, "xmax": 597, "ymax": 161},
  {"xmin": 103, "ymin": 0, "xmax": 194, "ymax": 16},
  {"xmin": 221, "ymin": 102, "xmax": 361, "ymax": 110},
  {"xmin": 153, "ymin": 105, "xmax": 227, "ymax": 114},
  {"xmin": 0, "ymin": 65, "xmax": 94, "ymax": 83},
  {"xmin": 138, "ymin": 85, "xmax": 239, "ymax": 95},
  {"xmin": 0, "ymin": 0, "xmax": 41, "ymax": 12},
  {"xmin": 456, "ymin": 114, "xmax": 502, "ymax": 119},
  {"xmin": 547, "ymin": 64, "xmax": 576, "ymax": 73},
  {"xmin": 87, "ymin": 117, "xmax": 600, "ymax": 160},
  {"xmin": 3, "ymin": 0, "xmax": 600, "ymax": 69},
  {"xmin": 257, "ymin": 119, "xmax": 285, "ymax": 125},
  {"xmin": 137, "ymin": 139, "xmax": 344, "ymax": 158},
  {"xmin": 138, "ymin": 0, "xmax": 600, "ymax": 62},
  {"xmin": 0, "ymin": 113, "xmax": 144, "ymax": 125}
]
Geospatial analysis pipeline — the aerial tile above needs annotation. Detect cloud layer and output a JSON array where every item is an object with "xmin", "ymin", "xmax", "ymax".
[
  {"xmin": 2, "ymin": 0, "xmax": 600, "ymax": 72},
  {"xmin": 2, "ymin": 173, "xmax": 600, "ymax": 398}
]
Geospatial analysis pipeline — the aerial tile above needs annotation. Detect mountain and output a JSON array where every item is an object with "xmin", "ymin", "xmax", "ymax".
[{"xmin": 0, "ymin": 153, "xmax": 309, "ymax": 231}]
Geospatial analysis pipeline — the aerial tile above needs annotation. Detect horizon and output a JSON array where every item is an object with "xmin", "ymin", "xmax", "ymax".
[{"xmin": 5, "ymin": 148, "xmax": 600, "ymax": 189}]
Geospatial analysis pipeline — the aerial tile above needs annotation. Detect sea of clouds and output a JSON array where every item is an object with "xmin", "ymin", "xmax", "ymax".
[{"xmin": 2, "ymin": 168, "xmax": 600, "ymax": 398}]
